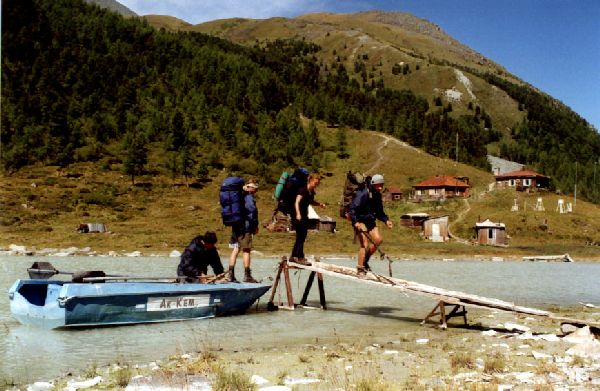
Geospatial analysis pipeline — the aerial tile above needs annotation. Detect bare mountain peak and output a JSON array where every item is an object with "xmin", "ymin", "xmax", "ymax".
[{"xmin": 84, "ymin": 0, "xmax": 137, "ymax": 17}]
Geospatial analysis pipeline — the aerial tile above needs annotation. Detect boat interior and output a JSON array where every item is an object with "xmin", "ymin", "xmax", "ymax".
[{"xmin": 14, "ymin": 280, "xmax": 63, "ymax": 306}]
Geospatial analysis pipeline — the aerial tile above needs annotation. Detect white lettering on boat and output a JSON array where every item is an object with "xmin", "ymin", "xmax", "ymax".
[{"xmin": 147, "ymin": 295, "xmax": 210, "ymax": 311}]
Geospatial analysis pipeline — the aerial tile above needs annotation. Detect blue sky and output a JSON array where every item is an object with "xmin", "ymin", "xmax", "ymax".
[{"xmin": 119, "ymin": 0, "xmax": 600, "ymax": 131}]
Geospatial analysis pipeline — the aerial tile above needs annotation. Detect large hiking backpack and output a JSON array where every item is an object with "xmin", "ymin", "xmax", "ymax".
[
  {"xmin": 220, "ymin": 176, "xmax": 245, "ymax": 226},
  {"xmin": 273, "ymin": 171, "xmax": 290, "ymax": 200},
  {"xmin": 277, "ymin": 168, "xmax": 309, "ymax": 215},
  {"xmin": 339, "ymin": 171, "xmax": 370, "ymax": 220}
]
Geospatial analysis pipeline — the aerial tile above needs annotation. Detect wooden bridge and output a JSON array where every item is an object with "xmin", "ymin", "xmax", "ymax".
[{"xmin": 267, "ymin": 257, "xmax": 599, "ymax": 329}]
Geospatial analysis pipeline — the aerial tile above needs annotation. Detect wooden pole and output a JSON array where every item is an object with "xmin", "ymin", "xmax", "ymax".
[
  {"xmin": 317, "ymin": 272, "xmax": 326, "ymax": 309},
  {"xmin": 300, "ymin": 271, "xmax": 316, "ymax": 306},
  {"xmin": 283, "ymin": 259, "xmax": 294, "ymax": 309},
  {"xmin": 267, "ymin": 257, "xmax": 286, "ymax": 310}
]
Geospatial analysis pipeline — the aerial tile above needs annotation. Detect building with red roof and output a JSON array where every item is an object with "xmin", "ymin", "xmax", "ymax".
[
  {"xmin": 411, "ymin": 175, "xmax": 470, "ymax": 201},
  {"xmin": 494, "ymin": 168, "xmax": 550, "ymax": 191}
]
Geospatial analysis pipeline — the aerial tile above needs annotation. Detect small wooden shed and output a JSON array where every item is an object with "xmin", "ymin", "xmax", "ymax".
[
  {"xmin": 422, "ymin": 215, "xmax": 449, "ymax": 242},
  {"xmin": 400, "ymin": 213, "xmax": 430, "ymax": 228},
  {"xmin": 474, "ymin": 219, "xmax": 508, "ymax": 246},
  {"xmin": 383, "ymin": 187, "xmax": 403, "ymax": 202}
]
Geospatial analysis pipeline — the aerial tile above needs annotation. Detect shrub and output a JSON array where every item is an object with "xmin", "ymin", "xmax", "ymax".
[
  {"xmin": 483, "ymin": 353, "xmax": 505, "ymax": 374},
  {"xmin": 450, "ymin": 351, "xmax": 475, "ymax": 372},
  {"xmin": 213, "ymin": 369, "xmax": 256, "ymax": 391}
]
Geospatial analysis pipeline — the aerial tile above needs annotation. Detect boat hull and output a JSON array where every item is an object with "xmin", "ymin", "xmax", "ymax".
[{"xmin": 8, "ymin": 280, "xmax": 270, "ymax": 329}]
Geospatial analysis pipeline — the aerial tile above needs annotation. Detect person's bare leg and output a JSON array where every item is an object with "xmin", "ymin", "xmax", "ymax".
[
  {"xmin": 367, "ymin": 227, "xmax": 383, "ymax": 258},
  {"xmin": 229, "ymin": 247, "xmax": 240, "ymax": 268},
  {"xmin": 357, "ymin": 233, "xmax": 369, "ymax": 269},
  {"xmin": 242, "ymin": 249, "xmax": 251, "ymax": 268},
  {"xmin": 228, "ymin": 247, "xmax": 240, "ymax": 281}
]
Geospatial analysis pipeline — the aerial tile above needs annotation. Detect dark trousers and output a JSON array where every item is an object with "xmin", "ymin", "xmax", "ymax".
[{"xmin": 291, "ymin": 218, "xmax": 308, "ymax": 259}]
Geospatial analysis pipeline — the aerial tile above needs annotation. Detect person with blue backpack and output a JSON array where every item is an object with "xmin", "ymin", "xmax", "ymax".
[
  {"xmin": 348, "ymin": 174, "xmax": 393, "ymax": 276},
  {"xmin": 220, "ymin": 177, "xmax": 260, "ymax": 283}
]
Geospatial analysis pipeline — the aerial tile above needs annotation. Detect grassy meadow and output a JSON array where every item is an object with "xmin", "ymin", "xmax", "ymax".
[{"xmin": 1, "ymin": 122, "xmax": 599, "ymax": 260}]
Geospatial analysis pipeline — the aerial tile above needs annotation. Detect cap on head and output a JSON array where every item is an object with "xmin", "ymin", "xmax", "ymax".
[
  {"xmin": 203, "ymin": 231, "xmax": 218, "ymax": 244},
  {"xmin": 371, "ymin": 174, "xmax": 385, "ymax": 185}
]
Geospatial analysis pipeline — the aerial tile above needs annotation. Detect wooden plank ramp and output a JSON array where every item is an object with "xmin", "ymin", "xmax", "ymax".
[{"xmin": 270, "ymin": 258, "xmax": 598, "ymax": 329}]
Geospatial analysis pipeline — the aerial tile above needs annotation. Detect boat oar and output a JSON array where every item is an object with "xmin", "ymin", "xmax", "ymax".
[
  {"xmin": 27, "ymin": 262, "xmax": 129, "ymax": 281},
  {"xmin": 27, "ymin": 262, "xmax": 73, "ymax": 279},
  {"xmin": 360, "ymin": 231, "xmax": 394, "ymax": 277}
]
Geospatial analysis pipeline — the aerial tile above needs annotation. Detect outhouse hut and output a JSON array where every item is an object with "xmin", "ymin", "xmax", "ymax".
[
  {"xmin": 422, "ymin": 215, "xmax": 449, "ymax": 242},
  {"xmin": 474, "ymin": 219, "xmax": 508, "ymax": 246}
]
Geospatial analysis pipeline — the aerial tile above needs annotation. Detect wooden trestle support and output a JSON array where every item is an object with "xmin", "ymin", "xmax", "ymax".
[{"xmin": 267, "ymin": 257, "xmax": 599, "ymax": 330}]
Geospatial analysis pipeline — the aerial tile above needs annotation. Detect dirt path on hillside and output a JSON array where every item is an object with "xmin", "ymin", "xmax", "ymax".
[
  {"xmin": 448, "ymin": 198, "xmax": 472, "ymax": 244},
  {"xmin": 366, "ymin": 132, "xmax": 421, "ymax": 174},
  {"xmin": 367, "ymin": 132, "xmax": 474, "ymax": 243}
]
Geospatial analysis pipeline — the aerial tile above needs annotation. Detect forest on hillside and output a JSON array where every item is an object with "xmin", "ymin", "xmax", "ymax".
[{"xmin": 1, "ymin": 0, "xmax": 599, "ymax": 203}]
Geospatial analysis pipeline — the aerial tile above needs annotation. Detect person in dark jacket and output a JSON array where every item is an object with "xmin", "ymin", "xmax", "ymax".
[
  {"xmin": 348, "ymin": 174, "xmax": 393, "ymax": 276},
  {"xmin": 177, "ymin": 231, "xmax": 224, "ymax": 281},
  {"xmin": 291, "ymin": 172, "xmax": 326, "ymax": 265},
  {"xmin": 227, "ymin": 180, "xmax": 259, "ymax": 283}
]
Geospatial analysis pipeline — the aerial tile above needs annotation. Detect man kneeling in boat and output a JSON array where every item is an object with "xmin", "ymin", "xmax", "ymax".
[{"xmin": 177, "ymin": 231, "xmax": 225, "ymax": 282}]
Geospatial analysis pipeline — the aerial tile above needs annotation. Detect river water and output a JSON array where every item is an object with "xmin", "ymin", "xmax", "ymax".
[{"xmin": 1, "ymin": 255, "xmax": 598, "ymax": 384}]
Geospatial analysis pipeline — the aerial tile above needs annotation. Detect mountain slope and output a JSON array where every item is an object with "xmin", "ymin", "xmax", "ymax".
[
  {"xmin": 152, "ymin": 11, "xmax": 600, "ymax": 204},
  {"xmin": 1, "ymin": 1, "xmax": 598, "ymax": 204},
  {"xmin": 85, "ymin": 0, "xmax": 136, "ymax": 16},
  {"xmin": 191, "ymin": 11, "xmax": 523, "ymax": 133}
]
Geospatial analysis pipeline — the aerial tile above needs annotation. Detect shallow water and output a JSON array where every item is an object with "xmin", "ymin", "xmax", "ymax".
[{"xmin": 1, "ymin": 255, "xmax": 598, "ymax": 383}]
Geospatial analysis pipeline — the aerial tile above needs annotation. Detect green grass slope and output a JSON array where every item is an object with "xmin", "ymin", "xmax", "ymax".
[
  {"xmin": 2, "ymin": 122, "xmax": 599, "ymax": 260},
  {"xmin": 187, "ymin": 11, "xmax": 527, "ymax": 139}
]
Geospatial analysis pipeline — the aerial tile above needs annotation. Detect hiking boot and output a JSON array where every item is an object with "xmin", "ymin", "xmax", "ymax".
[
  {"xmin": 243, "ymin": 267, "xmax": 258, "ymax": 283},
  {"xmin": 226, "ymin": 266, "xmax": 238, "ymax": 283},
  {"xmin": 356, "ymin": 266, "xmax": 367, "ymax": 278},
  {"xmin": 364, "ymin": 253, "xmax": 372, "ymax": 271},
  {"xmin": 292, "ymin": 257, "xmax": 311, "ymax": 266}
]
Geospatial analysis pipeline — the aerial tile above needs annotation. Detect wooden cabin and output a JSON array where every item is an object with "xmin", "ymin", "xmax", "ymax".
[
  {"xmin": 422, "ymin": 216, "xmax": 449, "ymax": 242},
  {"xmin": 383, "ymin": 187, "xmax": 403, "ymax": 202},
  {"xmin": 411, "ymin": 176, "xmax": 470, "ymax": 201},
  {"xmin": 494, "ymin": 168, "xmax": 550, "ymax": 191},
  {"xmin": 474, "ymin": 219, "xmax": 508, "ymax": 246}
]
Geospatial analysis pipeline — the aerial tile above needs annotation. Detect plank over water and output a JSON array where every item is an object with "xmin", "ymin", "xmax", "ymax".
[{"xmin": 289, "ymin": 260, "xmax": 599, "ymax": 328}]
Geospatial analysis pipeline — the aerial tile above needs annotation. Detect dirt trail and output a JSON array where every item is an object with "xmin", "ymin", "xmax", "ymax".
[
  {"xmin": 366, "ymin": 132, "xmax": 473, "ymax": 244},
  {"xmin": 366, "ymin": 132, "xmax": 420, "ymax": 174}
]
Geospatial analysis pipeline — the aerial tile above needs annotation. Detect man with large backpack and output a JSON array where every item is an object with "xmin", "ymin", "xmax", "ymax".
[
  {"xmin": 348, "ymin": 174, "xmax": 393, "ymax": 276},
  {"xmin": 220, "ymin": 177, "xmax": 260, "ymax": 283}
]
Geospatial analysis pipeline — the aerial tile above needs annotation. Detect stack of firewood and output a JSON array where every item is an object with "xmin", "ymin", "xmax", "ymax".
[{"xmin": 264, "ymin": 211, "xmax": 291, "ymax": 232}]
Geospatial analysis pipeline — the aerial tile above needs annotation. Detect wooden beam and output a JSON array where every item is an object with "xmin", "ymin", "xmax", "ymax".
[{"xmin": 288, "ymin": 260, "xmax": 600, "ymax": 328}]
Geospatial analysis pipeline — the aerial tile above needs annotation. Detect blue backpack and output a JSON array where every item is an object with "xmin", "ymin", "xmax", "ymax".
[{"xmin": 220, "ymin": 176, "xmax": 245, "ymax": 226}]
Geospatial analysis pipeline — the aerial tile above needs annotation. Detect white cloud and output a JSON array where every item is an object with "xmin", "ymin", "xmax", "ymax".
[{"xmin": 118, "ymin": 0, "xmax": 331, "ymax": 24}]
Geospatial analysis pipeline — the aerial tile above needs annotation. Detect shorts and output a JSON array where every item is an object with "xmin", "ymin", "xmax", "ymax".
[
  {"xmin": 355, "ymin": 217, "xmax": 377, "ymax": 232},
  {"xmin": 230, "ymin": 224, "xmax": 253, "ymax": 250}
]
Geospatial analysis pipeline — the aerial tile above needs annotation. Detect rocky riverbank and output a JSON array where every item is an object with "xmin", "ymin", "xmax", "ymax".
[{"xmin": 18, "ymin": 309, "xmax": 600, "ymax": 391}]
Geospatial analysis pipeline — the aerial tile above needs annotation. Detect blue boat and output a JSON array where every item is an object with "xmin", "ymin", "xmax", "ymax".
[{"xmin": 9, "ymin": 278, "xmax": 271, "ymax": 329}]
